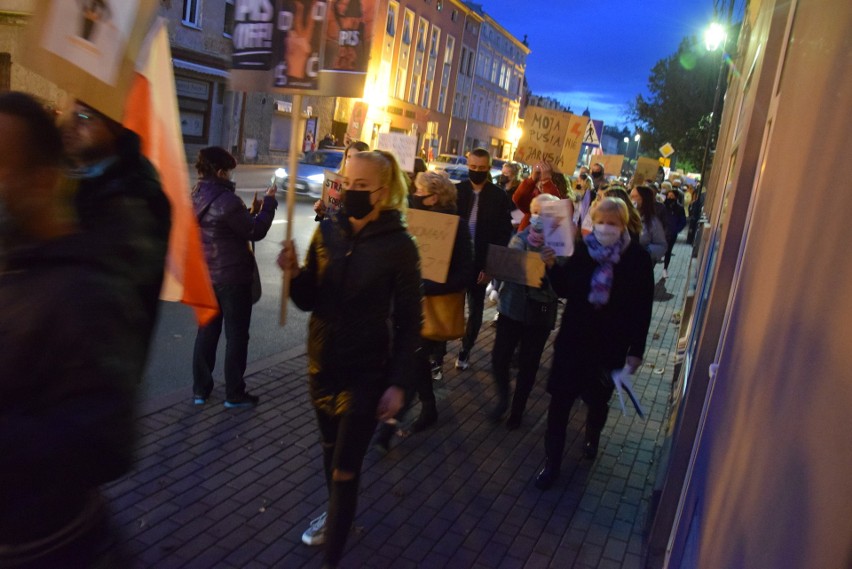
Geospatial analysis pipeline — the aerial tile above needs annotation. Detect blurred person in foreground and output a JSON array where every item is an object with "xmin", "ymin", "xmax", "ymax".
[
  {"xmin": 375, "ymin": 170, "xmax": 474, "ymax": 450},
  {"xmin": 277, "ymin": 150, "xmax": 421, "ymax": 568},
  {"xmin": 191, "ymin": 147, "xmax": 278, "ymax": 407},
  {"xmin": 535, "ymin": 197, "xmax": 654, "ymax": 490},
  {"xmin": 0, "ymin": 92, "xmax": 143, "ymax": 567},
  {"xmin": 62, "ymin": 98, "xmax": 171, "ymax": 364}
]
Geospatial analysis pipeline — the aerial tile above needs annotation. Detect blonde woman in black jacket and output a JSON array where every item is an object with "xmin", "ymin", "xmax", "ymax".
[{"xmin": 278, "ymin": 150, "xmax": 422, "ymax": 569}]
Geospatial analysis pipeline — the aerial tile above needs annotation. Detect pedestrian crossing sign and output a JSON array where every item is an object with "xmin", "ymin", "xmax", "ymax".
[{"xmin": 583, "ymin": 121, "xmax": 600, "ymax": 146}]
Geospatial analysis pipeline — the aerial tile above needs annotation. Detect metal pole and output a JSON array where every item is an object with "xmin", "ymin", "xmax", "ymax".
[
  {"xmin": 280, "ymin": 94, "xmax": 303, "ymax": 326},
  {"xmin": 699, "ymin": 52, "xmax": 726, "ymax": 190}
]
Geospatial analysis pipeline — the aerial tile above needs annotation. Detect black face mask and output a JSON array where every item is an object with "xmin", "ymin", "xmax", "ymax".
[
  {"xmin": 496, "ymin": 174, "xmax": 509, "ymax": 186},
  {"xmin": 343, "ymin": 188, "xmax": 380, "ymax": 219},
  {"xmin": 410, "ymin": 194, "xmax": 434, "ymax": 210},
  {"xmin": 591, "ymin": 171, "xmax": 603, "ymax": 179},
  {"xmin": 468, "ymin": 170, "xmax": 490, "ymax": 185}
]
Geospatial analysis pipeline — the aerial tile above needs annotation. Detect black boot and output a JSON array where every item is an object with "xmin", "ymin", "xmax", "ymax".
[
  {"xmin": 535, "ymin": 432, "xmax": 565, "ymax": 490},
  {"xmin": 411, "ymin": 401, "xmax": 437, "ymax": 432},
  {"xmin": 489, "ymin": 384, "xmax": 510, "ymax": 423},
  {"xmin": 583, "ymin": 430, "xmax": 601, "ymax": 459}
]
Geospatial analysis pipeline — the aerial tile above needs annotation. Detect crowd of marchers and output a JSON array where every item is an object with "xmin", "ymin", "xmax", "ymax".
[{"xmin": 0, "ymin": 90, "xmax": 696, "ymax": 569}]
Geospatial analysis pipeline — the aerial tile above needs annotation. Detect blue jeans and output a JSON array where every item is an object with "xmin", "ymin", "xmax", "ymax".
[{"xmin": 192, "ymin": 283, "xmax": 253, "ymax": 400}]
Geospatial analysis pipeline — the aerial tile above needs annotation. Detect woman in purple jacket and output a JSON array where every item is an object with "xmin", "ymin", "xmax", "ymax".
[{"xmin": 191, "ymin": 147, "xmax": 277, "ymax": 407}]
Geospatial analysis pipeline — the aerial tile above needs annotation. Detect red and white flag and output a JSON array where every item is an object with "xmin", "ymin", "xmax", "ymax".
[{"xmin": 124, "ymin": 18, "xmax": 218, "ymax": 325}]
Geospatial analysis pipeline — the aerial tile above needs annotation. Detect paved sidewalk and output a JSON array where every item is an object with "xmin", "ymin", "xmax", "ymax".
[{"xmin": 105, "ymin": 240, "xmax": 691, "ymax": 568}]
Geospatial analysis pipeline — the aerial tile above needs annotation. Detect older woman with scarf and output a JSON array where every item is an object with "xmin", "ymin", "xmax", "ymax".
[
  {"xmin": 490, "ymin": 193, "xmax": 564, "ymax": 428},
  {"xmin": 535, "ymin": 198, "xmax": 654, "ymax": 490}
]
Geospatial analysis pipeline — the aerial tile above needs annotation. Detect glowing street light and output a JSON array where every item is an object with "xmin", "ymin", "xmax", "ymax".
[{"xmin": 704, "ymin": 22, "xmax": 727, "ymax": 52}]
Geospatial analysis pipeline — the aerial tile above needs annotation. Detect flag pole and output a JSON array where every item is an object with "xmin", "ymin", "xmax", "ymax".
[{"xmin": 280, "ymin": 94, "xmax": 303, "ymax": 326}]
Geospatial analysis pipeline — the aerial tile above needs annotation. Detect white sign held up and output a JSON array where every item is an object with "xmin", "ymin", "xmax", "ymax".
[
  {"xmin": 540, "ymin": 199, "xmax": 575, "ymax": 257},
  {"xmin": 377, "ymin": 132, "xmax": 418, "ymax": 172}
]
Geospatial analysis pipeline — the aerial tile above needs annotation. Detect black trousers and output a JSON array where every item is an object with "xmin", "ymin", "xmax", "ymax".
[
  {"xmin": 664, "ymin": 234, "xmax": 677, "ymax": 270},
  {"xmin": 462, "ymin": 282, "xmax": 487, "ymax": 353},
  {"xmin": 192, "ymin": 283, "xmax": 253, "ymax": 400},
  {"xmin": 315, "ymin": 408, "xmax": 377, "ymax": 566},
  {"xmin": 544, "ymin": 364, "xmax": 615, "ymax": 463},
  {"xmin": 491, "ymin": 314, "xmax": 551, "ymax": 416}
]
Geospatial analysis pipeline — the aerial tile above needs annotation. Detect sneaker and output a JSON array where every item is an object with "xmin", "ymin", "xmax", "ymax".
[
  {"xmin": 431, "ymin": 362, "xmax": 443, "ymax": 382},
  {"xmin": 662, "ymin": 269, "xmax": 669, "ymax": 279},
  {"xmin": 301, "ymin": 512, "xmax": 327, "ymax": 546},
  {"xmin": 193, "ymin": 396, "xmax": 207, "ymax": 405},
  {"xmin": 224, "ymin": 392, "xmax": 259, "ymax": 408},
  {"xmin": 455, "ymin": 351, "xmax": 470, "ymax": 370}
]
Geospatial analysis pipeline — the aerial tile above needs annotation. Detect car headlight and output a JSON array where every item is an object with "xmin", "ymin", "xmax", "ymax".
[
  {"xmin": 274, "ymin": 168, "xmax": 287, "ymax": 179},
  {"xmin": 307, "ymin": 173, "xmax": 325, "ymax": 183}
]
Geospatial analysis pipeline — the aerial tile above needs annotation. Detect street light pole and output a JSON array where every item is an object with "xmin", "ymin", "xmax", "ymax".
[
  {"xmin": 633, "ymin": 133, "xmax": 641, "ymax": 160},
  {"xmin": 699, "ymin": 23, "xmax": 728, "ymax": 189}
]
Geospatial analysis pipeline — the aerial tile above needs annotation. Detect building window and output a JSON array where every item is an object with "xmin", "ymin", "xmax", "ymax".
[
  {"xmin": 223, "ymin": 0, "xmax": 234, "ymax": 37},
  {"xmin": 451, "ymin": 9, "xmax": 458, "ymax": 21},
  {"xmin": 386, "ymin": 2, "xmax": 397, "ymax": 36},
  {"xmin": 408, "ymin": 19, "xmax": 428, "ymax": 104},
  {"xmin": 437, "ymin": 35, "xmax": 454, "ymax": 113},
  {"xmin": 383, "ymin": 2, "xmax": 399, "ymax": 64},
  {"xmin": 437, "ymin": 0, "xmax": 443, "ymax": 10},
  {"xmin": 421, "ymin": 26, "xmax": 440, "ymax": 108},
  {"xmin": 182, "ymin": 0, "xmax": 201, "ymax": 27},
  {"xmin": 394, "ymin": 9, "xmax": 414, "ymax": 100}
]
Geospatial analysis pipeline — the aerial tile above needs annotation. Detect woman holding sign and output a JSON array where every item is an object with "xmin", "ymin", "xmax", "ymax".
[
  {"xmin": 490, "ymin": 194, "xmax": 563, "ymax": 429},
  {"xmin": 535, "ymin": 198, "xmax": 654, "ymax": 490},
  {"xmin": 277, "ymin": 150, "xmax": 421, "ymax": 567}
]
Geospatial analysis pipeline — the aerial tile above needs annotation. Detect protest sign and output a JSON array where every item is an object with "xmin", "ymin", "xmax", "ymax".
[
  {"xmin": 560, "ymin": 113, "xmax": 590, "ymax": 172},
  {"xmin": 406, "ymin": 209, "xmax": 459, "ymax": 284},
  {"xmin": 485, "ymin": 245, "xmax": 546, "ymax": 288},
  {"xmin": 21, "ymin": 0, "xmax": 159, "ymax": 122},
  {"xmin": 231, "ymin": 0, "xmax": 376, "ymax": 97},
  {"xmin": 540, "ymin": 199, "xmax": 575, "ymax": 257},
  {"xmin": 595, "ymin": 155, "xmax": 625, "ymax": 178},
  {"xmin": 635, "ymin": 156, "xmax": 660, "ymax": 184},
  {"xmin": 322, "ymin": 170, "xmax": 346, "ymax": 217},
  {"xmin": 514, "ymin": 107, "xmax": 570, "ymax": 170},
  {"xmin": 377, "ymin": 132, "xmax": 418, "ymax": 172}
]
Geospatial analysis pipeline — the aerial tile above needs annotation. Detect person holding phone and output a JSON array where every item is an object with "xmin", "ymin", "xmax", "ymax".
[{"xmin": 191, "ymin": 147, "xmax": 278, "ymax": 408}]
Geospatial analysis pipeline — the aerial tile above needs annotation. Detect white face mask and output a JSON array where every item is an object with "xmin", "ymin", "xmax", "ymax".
[{"xmin": 593, "ymin": 224, "xmax": 622, "ymax": 246}]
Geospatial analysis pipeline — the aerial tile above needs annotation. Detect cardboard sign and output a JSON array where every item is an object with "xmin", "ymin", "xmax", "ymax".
[
  {"xmin": 594, "ymin": 154, "xmax": 625, "ymax": 178},
  {"xmin": 485, "ymin": 245, "xmax": 546, "ymax": 288},
  {"xmin": 540, "ymin": 199, "xmax": 575, "ymax": 257},
  {"xmin": 231, "ymin": 0, "xmax": 377, "ymax": 97},
  {"xmin": 514, "ymin": 107, "xmax": 571, "ymax": 170},
  {"xmin": 20, "ymin": 0, "xmax": 159, "ymax": 121},
  {"xmin": 322, "ymin": 170, "xmax": 345, "ymax": 217},
  {"xmin": 560, "ymin": 113, "xmax": 591, "ymax": 173},
  {"xmin": 377, "ymin": 132, "xmax": 417, "ymax": 172},
  {"xmin": 406, "ymin": 209, "xmax": 459, "ymax": 284},
  {"xmin": 635, "ymin": 156, "xmax": 661, "ymax": 185}
]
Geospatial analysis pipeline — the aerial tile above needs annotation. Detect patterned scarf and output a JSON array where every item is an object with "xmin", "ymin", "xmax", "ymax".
[{"xmin": 583, "ymin": 230, "xmax": 629, "ymax": 306}]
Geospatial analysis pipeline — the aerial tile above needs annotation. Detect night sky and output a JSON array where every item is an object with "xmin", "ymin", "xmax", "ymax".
[{"xmin": 480, "ymin": 0, "xmax": 726, "ymax": 129}]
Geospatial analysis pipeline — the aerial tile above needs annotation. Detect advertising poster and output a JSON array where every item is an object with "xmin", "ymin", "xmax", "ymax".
[
  {"xmin": 346, "ymin": 101, "xmax": 368, "ymax": 143},
  {"xmin": 231, "ymin": 0, "xmax": 375, "ymax": 96},
  {"xmin": 406, "ymin": 209, "xmax": 459, "ymax": 284},
  {"xmin": 322, "ymin": 170, "xmax": 345, "ymax": 217},
  {"xmin": 540, "ymin": 199, "xmax": 575, "ymax": 257},
  {"xmin": 20, "ymin": 0, "xmax": 158, "ymax": 121}
]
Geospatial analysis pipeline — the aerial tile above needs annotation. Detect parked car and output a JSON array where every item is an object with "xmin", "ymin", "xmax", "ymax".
[
  {"xmin": 444, "ymin": 165, "xmax": 470, "ymax": 184},
  {"xmin": 427, "ymin": 154, "xmax": 467, "ymax": 173},
  {"xmin": 274, "ymin": 149, "xmax": 344, "ymax": 199},
  {"xmin": 490, "ymin": 158, "xmax": 507, "ymax": 183}
]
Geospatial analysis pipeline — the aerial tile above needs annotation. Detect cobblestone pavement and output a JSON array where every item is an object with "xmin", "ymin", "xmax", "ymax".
[{"xmin": 105, "ymin": 239, "xmax": 691, "ymax": 568}]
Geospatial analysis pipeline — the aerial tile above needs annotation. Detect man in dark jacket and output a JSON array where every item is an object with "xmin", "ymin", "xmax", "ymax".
[
  {"xmin": 62, "ymin": 100, "xmax": 171, "ymax": 365},
  {"xmin": 0, "ymin": 92, "xmax": 142, "ymax": 567},
  {"xmin": 454, "ymin": 148, "xmax": 513, "ymax": 370},
  {"xmin": 191, "ymin": 146, "xmax": 277, "ymax": 407}
]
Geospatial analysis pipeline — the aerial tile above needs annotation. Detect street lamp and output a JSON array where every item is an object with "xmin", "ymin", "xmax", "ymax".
[
  {"xmin": 623, "ymin": 136, "xmax": 629, "ymax": 155},
  {"xmin": 633, "ymin": 133, "xmax": 641, "ymax": 160},
  {"xmin": 699, "ymin": 22, "xmax": 729, "ymax": 190}
]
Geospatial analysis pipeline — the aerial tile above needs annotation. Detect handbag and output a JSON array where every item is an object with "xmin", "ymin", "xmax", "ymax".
[
  {"xmin": 250, "ymin": 242, "xmax": 262, "ymax": 304},
  {"xmin": 421, "ymin": 292, "xmax": 466, "ymax": 341},
  {"xmin": 524, "ymin": 297, "xmax": 557, "ymax": 329}
]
